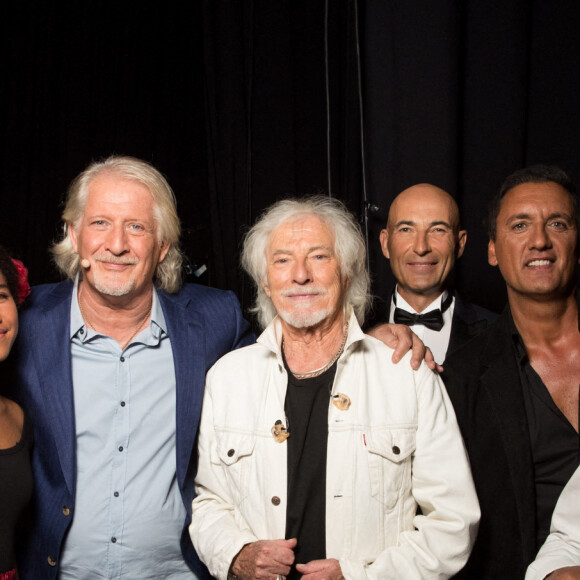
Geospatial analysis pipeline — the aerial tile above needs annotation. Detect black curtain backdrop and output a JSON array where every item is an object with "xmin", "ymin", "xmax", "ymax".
[{"xmin": 1, "ymin": 1, "xmax": 579, "ymax": 321}]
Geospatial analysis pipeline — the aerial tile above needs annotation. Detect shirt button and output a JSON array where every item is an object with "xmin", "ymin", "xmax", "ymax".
[
  {"xmin": 47, "ymin": 556, "xmax": 57, "ymax": 567},
  {"xmin": 120, "ymin": 401, "xmax": 126, "ymax": 407},
  {"xmin": 118, "ymin": 446, "xmax": 124, "ymax": 452},
  {"xmin": 62, "ymin": 506, "xmax": 71, "ymax": 516},
  {"xmin": 120, "ymin": 356, "xmax": 125, "ymax": 362},
  {"xmin": 111, "ymin": 537, "xmax": 117, "ymax": 543},
  {"xmin": 114, "ymin": 491, "xmax": 119, "ymax": 497},
  {"xmin": 79, "ymin": 328, "xmax": 84, "ymax": 335},
  {"xmin": 271, "ymin": 496, "xmax": 281, "ymax": 506},
  {"xmin": 227, "ymin": 449, "xmax": 235, "ymax": 457},
  {"xmin": 392, "ymin": 446, "xmax": 400, "ymax": 455}
]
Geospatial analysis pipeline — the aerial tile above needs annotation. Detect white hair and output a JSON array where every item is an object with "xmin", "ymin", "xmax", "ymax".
[{"xmin": 242, "ymin": 196, "xmax": 371, "ymax": 329}]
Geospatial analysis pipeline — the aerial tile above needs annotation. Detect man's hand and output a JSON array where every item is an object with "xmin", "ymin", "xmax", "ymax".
[
  {"xmin": 229, "ymin": 538, "xmax": 297, "ymax": 579},
  {"xmin": 367, "ymin": 323, "xmax": 443, "ymax": 372},
  {"xmin": 546, "ymin": 566, "xmax": 580, "ymax": 579},
  {"xmin": 296, "ymin": 558, "xmax": 345, "ymax": 579}
]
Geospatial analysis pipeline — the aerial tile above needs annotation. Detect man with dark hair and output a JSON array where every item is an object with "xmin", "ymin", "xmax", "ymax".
[{"xmin": 443, "ymin": 164, "xmax": 580, "ymax": 579}]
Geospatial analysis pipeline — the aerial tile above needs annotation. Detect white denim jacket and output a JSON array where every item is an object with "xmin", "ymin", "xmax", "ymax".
[{"xmin": 190, "ymin": 311, "xmax": 480, "ymax": 580}]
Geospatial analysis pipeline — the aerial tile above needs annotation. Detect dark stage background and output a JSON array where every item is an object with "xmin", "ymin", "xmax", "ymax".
[{"xmin": 1, "ymin": 1, "xmax": 579, "ymax": 323}]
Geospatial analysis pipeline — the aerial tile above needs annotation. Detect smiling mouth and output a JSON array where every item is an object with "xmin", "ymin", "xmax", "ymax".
[{"xmin": 526, "ymin": 259, "xmax": 553, "ymax": 267}]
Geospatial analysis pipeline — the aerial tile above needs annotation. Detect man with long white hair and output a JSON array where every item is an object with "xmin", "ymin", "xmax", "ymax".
[{"xmin": 190, "ymin": 196, "xmax": 480, "ymax": 580}]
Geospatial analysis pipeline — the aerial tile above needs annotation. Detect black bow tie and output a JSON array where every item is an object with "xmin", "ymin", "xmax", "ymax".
[
  {"xmin": 392, "ymin": 291, "xmax": 453, "ymax": 332},
  {"xmin": 393, "ymin": 308, "xmax": 444, "ymax": 331}
]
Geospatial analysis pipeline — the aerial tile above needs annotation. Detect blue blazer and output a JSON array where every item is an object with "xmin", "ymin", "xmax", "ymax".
[{"xmin": 7, "ymin": 280, "xmax": 253, "ymax": 579}]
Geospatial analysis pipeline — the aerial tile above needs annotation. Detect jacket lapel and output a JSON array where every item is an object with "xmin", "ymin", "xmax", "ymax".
[
  {"xmin": 32, "ymin": 282, "xmax": 77, "ymax": 494},
  {"xmin": 159, "ymin": 291, "xmax": 207, "ymax": 490},
  {"xmin": 478, "ymin": 312, "xmax": 537, "ymax": 559},
  {"xmin": 447, "ymin": 293, "xmax": 490, "ymax": 356}
]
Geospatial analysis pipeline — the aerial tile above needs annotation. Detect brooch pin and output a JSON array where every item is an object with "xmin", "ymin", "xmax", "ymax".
[
  {"xmin": 271, "ymin": 419, "xmax": 290, "ymax": 443},
  {"xmin": 332, "ymin": 393, "xmax": 351, "ymax": 411}
]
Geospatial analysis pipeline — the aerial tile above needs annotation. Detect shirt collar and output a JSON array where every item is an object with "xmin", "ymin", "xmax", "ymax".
[{"xmin": 70, "ymin": 275, "xmax": 167, "ymax": 342}]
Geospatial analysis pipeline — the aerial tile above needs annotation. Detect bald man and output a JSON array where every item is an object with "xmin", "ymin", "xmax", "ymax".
[{"xmin": 368, "ymin": 184, "xmax": 496, "ymax": 363}]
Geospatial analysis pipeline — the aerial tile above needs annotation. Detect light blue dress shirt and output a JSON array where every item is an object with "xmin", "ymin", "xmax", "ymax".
[{"xmin": 59, "ymin": 282, "xmax": 197, "ymax": 579}]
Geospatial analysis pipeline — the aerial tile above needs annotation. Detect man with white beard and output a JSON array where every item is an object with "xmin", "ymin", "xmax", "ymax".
[{"xmin": 190, "ymin": 196, "xmax": 480, "ymax": 580}]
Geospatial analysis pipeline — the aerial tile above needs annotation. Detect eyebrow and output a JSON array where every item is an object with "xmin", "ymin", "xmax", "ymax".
[
  {"xmin": 507, "ymin": 212, "xmax": 574, "ymax": 222},
  {"xmin": 394, "ymin": 219, "xmax": 453, "ymax": 228},
  {"xmin": 271, "ymin": 244, "xmax": 333, "ymax": 256}
]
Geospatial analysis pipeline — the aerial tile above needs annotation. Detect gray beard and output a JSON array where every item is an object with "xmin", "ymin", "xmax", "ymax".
[
  {"xmin": 277, "ymin": 308, "xmax": 330, "ymax": 329},
  {"xmin": 92, "ymin": 273, "xmax": 136, "ymax": 297}
]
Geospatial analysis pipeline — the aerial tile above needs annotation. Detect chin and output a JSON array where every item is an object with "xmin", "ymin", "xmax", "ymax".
[
  {"xmin": 278, "ymin": 308, "xmax": 330, "ymax": 329},
  {"xmin": 93, "ymin": 277, "xmax": 137, "ymax": 297}
]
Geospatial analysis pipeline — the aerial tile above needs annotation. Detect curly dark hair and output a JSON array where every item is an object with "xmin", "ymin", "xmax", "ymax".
[{"xmin": 0, "ymin": 245, "xmax": 19, "ymax": 303}]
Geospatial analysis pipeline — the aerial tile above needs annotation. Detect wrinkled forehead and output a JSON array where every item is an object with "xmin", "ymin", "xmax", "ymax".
[
  {"xmin": 268, "ymin": 214, "xmax": 335, "ymax": 251},
  {"xmin": 388, "ymin": 188, "xmax": 460, "ymax": 229},
  {"xmin": 498, "ymin": 181, "xmax": 576, "ymax": 219}
]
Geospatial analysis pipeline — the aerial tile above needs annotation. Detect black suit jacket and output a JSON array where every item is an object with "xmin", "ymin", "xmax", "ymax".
[
  {"xmin": 442, "ymin": 307, "xmax": 537, "ymax": 579},
  {"xmin": 365, "ymin": 290, "xmax": 497, "ymax": 361}
]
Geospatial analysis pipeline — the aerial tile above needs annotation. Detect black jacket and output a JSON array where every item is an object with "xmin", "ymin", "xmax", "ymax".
[
  {"xmin": 365, "ymin": 289, "xmax": 497, "ymax": 361},
  {"xmin": 443, "ymin": 307, "xmax": 538, "ymax": 579}
]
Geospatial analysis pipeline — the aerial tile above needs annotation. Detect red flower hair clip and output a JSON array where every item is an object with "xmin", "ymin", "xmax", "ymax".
[{"xmin": 11, "ymin": 258, "xmax": 31, "ymax": 304}]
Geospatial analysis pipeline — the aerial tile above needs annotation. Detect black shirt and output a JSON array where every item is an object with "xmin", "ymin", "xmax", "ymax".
[
  {"xmin": 0, "ymin": 410, "xmax": 33, "ymax": 573},
  {"xmin": 512, "ymin": 320, "xmax": 580, "ymax": 548},
  {"xmin": 283, "ymin": 357, "xmax": 336, "ymax": 580}
]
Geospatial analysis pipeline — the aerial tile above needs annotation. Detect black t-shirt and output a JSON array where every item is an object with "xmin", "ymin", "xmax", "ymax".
[
  {"xmin": 0, "ymin": 410, "xmax": 33, "ymax": 573},
  {"xmin": 283, "ymin": 358, "xmax": 336, "ymax": 579}
]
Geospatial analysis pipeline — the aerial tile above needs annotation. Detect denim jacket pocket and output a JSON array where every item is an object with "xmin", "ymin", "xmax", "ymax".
[
  {"xmin": 213, "ymin": 431, "xmax": 256, "ymax": 505},
  {"xmin": 366, "ymin": 428, "xmax": 416, "ymax": 509}
]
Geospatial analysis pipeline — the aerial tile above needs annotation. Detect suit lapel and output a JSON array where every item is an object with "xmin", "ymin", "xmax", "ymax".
[
  {"xmin": 159, "ymin": 291, "xmax": 206, "ymax": 489},
  {"xmin": 479, "ymin": 314, "xmax": 536, "ymax": 558},
  {"xmin": 32, "ymin": 282, "xmax": 77, "ymax": 494},
  {"xmin": 447, "ymin": 293, "xmax": 489, "ymax": 356}
]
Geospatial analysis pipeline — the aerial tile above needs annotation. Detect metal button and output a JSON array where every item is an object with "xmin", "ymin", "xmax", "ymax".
[
  {"xmin": 271, "ymin": 496, "xmax": 281, "ymax": 506},
  {"xmin": 62, "ymin": 506, "xmax": 70, "ymax": 516},
  {"xmin": 227, "ymin": 449, "xmax": 235, "ymax": 457},
  {"xmin": 392, "ymin": 445, "xmax": 400, "ymax": 455},
  {"xmin": 47, "ymin": 556, "xmax": 56, "ymax": 566}
]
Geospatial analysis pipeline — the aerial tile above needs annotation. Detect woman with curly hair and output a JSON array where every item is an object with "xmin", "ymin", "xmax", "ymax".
[{"xmin": 0, "ymin": 245, "xmax": 32, "ymax": 580}]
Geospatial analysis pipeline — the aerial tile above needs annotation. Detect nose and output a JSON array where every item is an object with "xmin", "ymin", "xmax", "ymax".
[
  {"xmin": 105, "ymin": 224, "xmax": 130, "ymax": 256},
  {"xmin": 292, "ymin": 257, "xmax": 312, "ymax": 285},
  {"xmin": 412, "ymin": 231, "xmax": 431, "ymax": 256},
  {"xmin": 529, "ymin": 223, "xmax": 552, "ymax": 250}
]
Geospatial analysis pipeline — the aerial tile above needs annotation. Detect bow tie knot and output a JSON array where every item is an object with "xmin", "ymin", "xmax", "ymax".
[{"xmin": 393, "ymin": 307, "xmax": 444, "ymax": 331}]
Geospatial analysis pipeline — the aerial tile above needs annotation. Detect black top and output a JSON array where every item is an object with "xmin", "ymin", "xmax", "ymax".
[
  {"xmin": 283, "ymin": 357, "xmax": 336, "ymax": 580},
  {"xmin": 0, "ymin": 410, "xmax": 33, "ymax": 573},
  {"xmin": 514, "ymin": 330, "xmax": 580, "ymax": 548}
]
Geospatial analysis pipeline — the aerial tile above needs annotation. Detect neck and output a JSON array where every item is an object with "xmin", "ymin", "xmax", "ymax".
[
  {"xmin": 78, "ymin": 281, "xmax": 153, "ymax": 339},
  {"xmin": 508, "ymin": 288, "xmax": 578, "ymax": 348},
  {"xmin": 397, "ymin": 286, "xmax": 445, "ymax": 313},
  {"xmin": 281, "ymin": 312, "xmax": 347, "ymax": 374}
]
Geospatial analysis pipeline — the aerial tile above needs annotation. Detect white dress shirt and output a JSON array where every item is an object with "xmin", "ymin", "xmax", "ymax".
[{"xmin": 389, "ymin": 288, "xmax": 455, "ymax": 365}]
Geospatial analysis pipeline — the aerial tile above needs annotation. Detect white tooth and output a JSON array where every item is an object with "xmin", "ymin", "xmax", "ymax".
[{"xmin": 527, "ymin": 259, "xmax": 551, "ymax": 266}]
